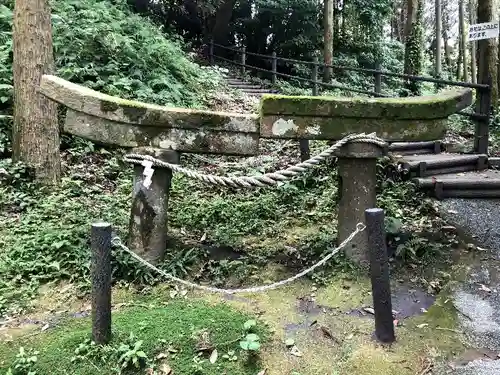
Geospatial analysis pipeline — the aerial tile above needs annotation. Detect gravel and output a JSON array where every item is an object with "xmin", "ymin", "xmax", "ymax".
[{"xmin": 436, "ymin": 198, "xmax": 500, "ymax": 374}]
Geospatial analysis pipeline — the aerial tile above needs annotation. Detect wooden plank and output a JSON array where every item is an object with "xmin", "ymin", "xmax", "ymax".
[
  {"xmin": 64, "ymin": 110, "xmax": 259, "ymax": 156},
  {"xmin": 39, "ymin": 75, "xmax": 259, "ymax": 133},
  {"xmin": 260, "ymin": 115, "xmax": 447, "ymax": 141},
  {"xmin": 260, "ymin": 89, "xmax": 473, "ymax": 120}
]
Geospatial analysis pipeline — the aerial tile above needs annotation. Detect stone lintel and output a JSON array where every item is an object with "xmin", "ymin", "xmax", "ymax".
[
  {"xmin": 64, "ymin": 110, "xmax": 259, "ymax": 156},
  {"xmin": 40, "ymin": 75, "xmax": 259, "ymax": 133},
  {"xmin": 260, "ymin": 115, "xmax": 447, "ymax": 141}
]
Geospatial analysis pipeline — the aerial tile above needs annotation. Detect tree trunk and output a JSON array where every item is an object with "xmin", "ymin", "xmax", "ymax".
[
  {"xmin": 323, "ymin": 0, "xmax": 334, "ymax": 82},
  {"xmin": 443, "ymin": 30, "xmax": 452, "ymax": 70},
  {"xmin": 477, "ymin": 0, "xmax": 498, "ymax": 103},
  {"xmin": 435, "ymin": 0, "xmax": 442, "ymax": 78},
  {"xmin": 404, "ymin": 0, "xmax": 424, "ymax": 94},
  {"xmin": 459, "ymin": 0, "xmax": 469, "ymax": 81},
  {"xmin": 456, "ymin": 39, "xmax": 463, "ymax": 80},
  {"xmin": 12, "ymin": 0, "xmax": 60, "ymax": 184},
  {"xmin": 470, "ymin": 0, "xmax": 477, "ymax": 83},
  {"xmin": 211, "ymin": 0, "xmax": 235, "ymax": 46}
]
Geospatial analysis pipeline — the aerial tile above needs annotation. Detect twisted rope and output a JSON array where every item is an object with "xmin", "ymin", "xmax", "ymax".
[
  {"xmin": 111, "ymin": 222, "xmax": 365, "ymax": 295},
  {"xmin": 124, "ymin": 133, "xmax": 387, "ymax": 188}
]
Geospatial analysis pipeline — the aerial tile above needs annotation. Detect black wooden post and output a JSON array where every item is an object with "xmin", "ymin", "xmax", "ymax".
[
  {"xmin": 271, "ymin": 52, "xmax": 277, "ymax": 84},
  {"xmin": 374, "ymin": 62, "xmax": 382, "ymax": 95},
  {"xmin": 474, "ymin": 75, "xmax": 492, "ymax": 155},
  {"xmin": 365, "ymin": 208, "xmax": 395, "ymax": 344},
  {"xmin": 91, "ymin": 222, "xmax": 112, "ymax": 344},
  {"xmin": 241, "ymin": 46, "xmax": 246, "ymax": 77},
  {"xmin": 209, "ymin": 39, "xmax": 214, "ymax": 65}
]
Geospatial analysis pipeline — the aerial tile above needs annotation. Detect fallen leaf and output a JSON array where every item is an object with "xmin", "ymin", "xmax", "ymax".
[
  {"xmin": 363, "ymin": 307, "xmax": 375, "ymax": 315},
  {"xmin": 200, "ymin": 232, "xmax": 207, "ymax": 242},
  {"xmin": 285, "ymin": 338, "xmax": 295, "ymax": 347},
  {"xmin": 209, "ymin": 349, "xmax": 218, "ymax": 364},
  {"xmin": 256, "ymin": 370, "xmax": 267, "ymax": 375},
  {"xmin": 159, "ymin": 363, "xmax": 172, "ymax": 374},
  {"xmin": 319, "ymin": 325, "xmax": 340, "ymax": 344},
  {"xmin": 290, "ymin": 345, "xmax": 302, "ymax": 357},
  {"xmin": 479, "ymin": 284, "xmax": 492, "ymax": 293},
  {"xmin": 417, "ymin": 323, "xmax": 429, "ymax": 329},
  {"xmin": 41, "ymin": 324, "xmax": 50, "ymax": 331},
  {"xmin": 448, "ymin": 210, "xmax": 458, "ymax": 214},
  {"xmin": 156, "ymin": 353, "xmax": 168, "ymax": 360}
]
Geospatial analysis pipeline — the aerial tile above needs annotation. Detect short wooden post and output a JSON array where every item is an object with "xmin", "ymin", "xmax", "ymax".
[
  {"xmin": 241, "ymin": 46, "xmax": 246, "ymax": 77},
  {"xmin": 209, "ymin": 39, "xmax": 214, "ymax": 65},
  {"xmin": 365, "ymin": 208, "xmax": 395, "ymax": 344},
  {"xmin": 474, "ymin": 75, "xmax": 492, "ymax": 154},
  {"xmin": 336, "ymin": 142, "xmax": 386, "ymax": 268},
  {"xmin": 128, "ymin": 147, "xmax": 180, "ymax": 264},
  {"xmin": 374, "ymin": 62, "xmax": 382, "ymax": 95},
  {"xmin": 271, "ymin": 52, "xmax": 277, "ymax": 84},
  {"xmin": 91, "ymin": 222, "xmax": 112, "ymax": 344}
]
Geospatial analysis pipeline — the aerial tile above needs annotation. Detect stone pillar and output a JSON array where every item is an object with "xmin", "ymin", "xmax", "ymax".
[
  {"xmin": 127, "ymin": 147, "xmax": 180, "ymax": 264},
  {"xmin": 335, "ymin": 142, "xmax": 385, "ymax": 268}
]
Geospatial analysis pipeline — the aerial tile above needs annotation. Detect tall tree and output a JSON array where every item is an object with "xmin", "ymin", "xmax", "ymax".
[
  {"xmin": 476, "ymin": 0, "xmax": 498, "ymax": 103},
  {"xmin": 323, "ymin": 0, "xmax": 334, "ymax": 82},
  {"xmin": 435, "ymin": 0, "xmax": 442, "ymax": 77},
  {"xmin": 404, "ymin": 0, "xmax": 424, "ymax": 94},
  {"xmin": 441, "ymin": 0, "xmax": 452, "ymax": 70},
  {"xmin": 469, "ymin": 0, "xmax": 477, "ymax": 83},
  {"xmin": 459, "ymin": 0, "xmax": 468, "ymax": 81},
  {"xmin": 12, "ymin": 0, "xmax": 60, "ymax": 183},
  {"xmin": 211, "ymin": 0, "xmax": 236, "ymax": 45}
]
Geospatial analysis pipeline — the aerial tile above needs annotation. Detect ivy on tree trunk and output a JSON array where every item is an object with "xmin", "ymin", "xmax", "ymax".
[{"xmin": 404, "ymin": 0, "xmax": 424, "ymax": 95}]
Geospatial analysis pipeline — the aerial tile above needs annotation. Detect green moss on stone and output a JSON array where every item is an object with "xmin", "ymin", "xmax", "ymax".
[
  {"xmin": 259, "ymin": 89, "xmax": 472, "ymax": 120},
  {"xmin": 122, "ymin": 105, "xmax": 148, "ymax": 123},
  {"xmin": 99, "ymin": 100, "xmax": 120, "ymax": 113}
]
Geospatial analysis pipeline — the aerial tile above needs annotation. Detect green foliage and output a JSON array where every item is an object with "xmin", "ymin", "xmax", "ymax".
[
  {"xmin": 239, "ymin": 334, "xmax": 260, "ymax": 352},
  {"xmin": 403, "ymin": 0, "xmax": 424, "ymax": 95},
  {"xmin": 0, "ymin": 0, "xmax": 223, "ymax": 111},
  {"xmin": 5, "ymin": 347, "xmax": 39, "ymax": 375},
  {"xmin": 0, "ymin": 300, "xmax": 266, "ymax": 374}
]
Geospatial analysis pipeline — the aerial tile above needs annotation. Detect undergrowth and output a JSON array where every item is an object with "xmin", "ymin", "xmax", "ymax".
[
  {"xmin": 0, "ymin": 299, "xmax": 267, "ymax": 375},
  {"xmin": 0, "ymin": 0, "xmax": 223, "ymax": 112},
  {"xmin": 0, "ymin": 111, "xmax": 451, "ymax": 317}
]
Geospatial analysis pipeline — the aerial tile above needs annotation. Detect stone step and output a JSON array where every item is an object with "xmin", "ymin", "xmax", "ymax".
[
  {"xmin": 413, "ymin": 169, "xmax": 500, "ymax": 199},
  {"xmin": 239, "ymin": 88, "xmax": 276, "ymax": 94},
  {"xmin": 395, "ymin": 153, "xmax": 488, "ymax": 177},
  {"xmin": 225, "ymin": 79, "xmax": 251, "ymax": 84},
  {"xmin": 228, "ymin": 84, "xmax": 264, "ymax": 90},
  {"xmin": 389, "ymin": 141, "xmax": 443, "ymax": 155}
]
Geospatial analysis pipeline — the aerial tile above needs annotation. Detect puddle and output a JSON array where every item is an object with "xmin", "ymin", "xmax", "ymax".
[
  {"xmin": 391, "ymin": 284, "xmax": 435, "ymax": 319},
  {"xmin": 346, "ymin": 284, "xmax": 435, "ymax": 320}
]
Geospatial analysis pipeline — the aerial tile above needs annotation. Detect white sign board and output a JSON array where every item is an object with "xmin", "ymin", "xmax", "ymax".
[{"xmin": 468, "ymin": 21, "xmax": 499, "ymax": 41}]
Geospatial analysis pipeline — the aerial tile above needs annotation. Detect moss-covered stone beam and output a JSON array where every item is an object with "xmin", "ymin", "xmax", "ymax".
[
  {"xmin": 39, "ymin": 75, "xmax": 259, "ymax": 133},
  {"xmin": 63, "ymin": 110, "xmax": 259, "ymax": 156},
  {"xmin": 261, "ymin": 116, "xmax": 447, "ymax": 141},
  {"xmin": 260, "ymin": 89, "xmax": 472, "ymax": 120}
]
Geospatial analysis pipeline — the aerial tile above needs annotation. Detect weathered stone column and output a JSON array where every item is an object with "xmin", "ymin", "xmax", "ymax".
[
  {"xmin": 335, "ymin": 142, "xmax": 386, "ymax": 268},
  {"xmin": 128, "ymin": 147, "xmax": 180, "ymax": 264}
]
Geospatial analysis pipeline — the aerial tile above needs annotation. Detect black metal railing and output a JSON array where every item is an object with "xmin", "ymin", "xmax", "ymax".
[{"xmin": 209, "ymin": 40, "xmax": 492, "ymax": 155}]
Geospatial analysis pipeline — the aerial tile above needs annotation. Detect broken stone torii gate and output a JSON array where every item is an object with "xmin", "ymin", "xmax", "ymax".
[{"xmin": 39, "ymin": 75, "xmax": 472, "ymax": 268}]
